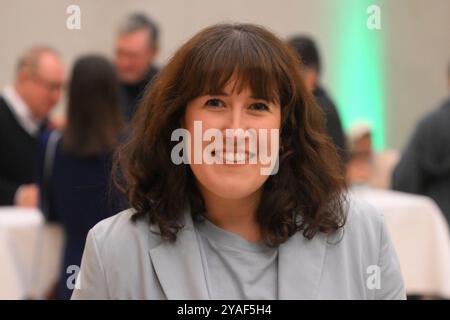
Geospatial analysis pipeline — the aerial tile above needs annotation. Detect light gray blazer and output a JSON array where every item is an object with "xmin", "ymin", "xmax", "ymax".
[{"xmin": 71, "ymin": 197, "xmax": 406, "ymax": 300}]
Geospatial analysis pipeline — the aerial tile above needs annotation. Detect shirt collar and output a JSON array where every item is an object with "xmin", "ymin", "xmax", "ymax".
[{"xmin": 2, "ymin": 85, "xmax": 42, "ymax": 136}]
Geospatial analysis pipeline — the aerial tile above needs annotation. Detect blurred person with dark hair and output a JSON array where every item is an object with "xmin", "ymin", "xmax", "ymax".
[
  {"xmin": 37, "ymin": 55, "xmax": 125, "ymax": 299},
  {"xmin": 0, "ymin": 46, "xmax": 65, "ymax": 206},
  {"xmin": 115, "ymin": 13, "xmax": 160, "ymax": 122},
  {"xmin": 288, "ymin": 36, "xmax": 347, "ymax": 163},
  {"xmin": 392, "ymin": 63, "xmax": 450, "ymax": 226}
]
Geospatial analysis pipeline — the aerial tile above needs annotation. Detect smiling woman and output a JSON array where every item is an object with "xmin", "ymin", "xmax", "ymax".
[
  {"xmin": 115, "ymin": 23, "xmax": 345, "ymax": 246},
  {"xmin": 71, "ymin": 23, "xmax": 405, "ymax": 300}
]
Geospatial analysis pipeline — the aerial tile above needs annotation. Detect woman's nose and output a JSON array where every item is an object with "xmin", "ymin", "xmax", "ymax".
[{"xmin": 225, "ymin": 104, "xmax": 247, "ymax": 131}]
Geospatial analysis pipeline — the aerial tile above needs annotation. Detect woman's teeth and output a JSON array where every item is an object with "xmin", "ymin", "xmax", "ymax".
[{"xmin": 214, "ymin": 150, "xmax": 253, "ymax": 163}]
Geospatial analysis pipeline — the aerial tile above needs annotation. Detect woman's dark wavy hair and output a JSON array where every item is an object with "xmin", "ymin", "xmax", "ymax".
[{"xmin": 114, "ymin": 23, "xmax": 347, "ymax": 246}]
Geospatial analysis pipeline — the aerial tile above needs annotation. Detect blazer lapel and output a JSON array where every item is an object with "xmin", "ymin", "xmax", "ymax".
[
  {"xmin": 149, "ymin": 210, "xmax": 210, "ymax": 300},
  {"xmin": 278, "ymin": 231, "xmax": 328, "ymax": 299}
]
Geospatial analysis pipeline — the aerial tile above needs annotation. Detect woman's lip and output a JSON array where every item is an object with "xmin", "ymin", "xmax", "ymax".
[{"xmin": 212, "ymin": 150, "xmax": 256, "ymax": 156}]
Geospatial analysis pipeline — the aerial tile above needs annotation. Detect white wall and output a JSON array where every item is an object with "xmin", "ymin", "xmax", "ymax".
[
  {"xmin": 0, "ymin": 0, "xmax": 449, "ymax": 150},
  {"xmin": 383, "ymin": 0, "xmax": 450, "ymax": 149}
]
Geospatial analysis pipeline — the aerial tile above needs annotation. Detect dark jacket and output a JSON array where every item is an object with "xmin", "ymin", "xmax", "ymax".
[
  {"xmin": 0, "ymin": 97, "xmax": 46, "ymax": 205},
  {"xmin": 392, "ymin": 96, "xmax": 450, "ymax": 226},
  {"xmin": 120, "ymin": 66, "xmax": 159, "ymax": 122},
  {"xmin": 314, "ymin": 86, "xmax": 348, "ymax": 163},
  {"xmin": 37, "ymin": 130, "xmax": 125, "ymax": 299}
]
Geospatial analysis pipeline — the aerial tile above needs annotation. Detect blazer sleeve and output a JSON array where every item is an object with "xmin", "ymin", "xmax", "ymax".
[
  {"xmin": 391, "ymin": 128, "xmax": 424, "ymax": 194},
  {"xmin": 375, "ymin": 214, "xmax": 406, "ymax": 300},
  {"xmin": 36, "ymin": 131, "xmax": 55, "ymax": 222},
  {"xmin": 71, "ymin": 229, "xmax": 110, "ymax": 299},
  {"xmin": 0, "ymin": 178, "xmax": 20, "ymax": 205}
]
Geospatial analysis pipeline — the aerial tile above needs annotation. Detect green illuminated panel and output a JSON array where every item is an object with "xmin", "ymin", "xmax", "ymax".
[{"xmin": 329, "ymin": 0, "xmax": 385, "ymax": 150}]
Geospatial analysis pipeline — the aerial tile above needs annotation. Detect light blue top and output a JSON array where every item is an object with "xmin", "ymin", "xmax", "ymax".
[{"xmin": 195, "ymin": 217, "xmax": 278, "ymax": 299}]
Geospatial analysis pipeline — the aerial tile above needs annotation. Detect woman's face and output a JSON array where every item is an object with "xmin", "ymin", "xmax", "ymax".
[{"xmin": 184, "ymin": 79, "xmax": 281, "ymax": 200}]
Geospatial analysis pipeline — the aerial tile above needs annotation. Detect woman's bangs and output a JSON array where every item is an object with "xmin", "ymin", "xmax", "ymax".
[{"xmin": 191, "ymin": 35, "xmax": 281, "ymax": 103}]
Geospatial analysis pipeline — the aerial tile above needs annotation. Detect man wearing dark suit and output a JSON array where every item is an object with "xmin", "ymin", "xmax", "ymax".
[
  {"xmin": 114, "ymin": 13, "xmax": 160, "ymax": 122},
  {"xmin": 288, "ymin": 36, "xmax": 347, "ymax": 164},
  {"xmin": 392, "ymin": 65, "xmax": 450, "ymax": 226},
  {"xmin": 0, "ymin": 46, "xmax": 65, "ymax": 206}
]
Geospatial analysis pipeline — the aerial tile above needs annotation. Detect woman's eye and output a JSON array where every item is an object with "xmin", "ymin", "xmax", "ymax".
[
  {"xmin": 249, "ymin": 102, "xmax": 269, "ymax": 111},
  {"xmin": 205, "ymin": 99, "xmax": 224, "ymax": 108}
]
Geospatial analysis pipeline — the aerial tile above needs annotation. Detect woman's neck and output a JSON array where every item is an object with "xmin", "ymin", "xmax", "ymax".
[{"xmin": 199, "ymin": 187, "xmax": 263, "ymax": 243}]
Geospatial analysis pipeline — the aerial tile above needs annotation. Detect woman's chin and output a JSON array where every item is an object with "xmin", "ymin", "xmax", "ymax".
[
  {"xmin": 191, "ymin": 163, "xmax": 269, "ymax": 200},
  {"xmin": 205, "ymin": 179, "xmax": 263, "ymax": 200}
]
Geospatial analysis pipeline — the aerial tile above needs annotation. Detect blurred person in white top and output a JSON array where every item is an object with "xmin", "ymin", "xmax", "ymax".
[{"xmin": 0, "ymin": 46, "xmax": 65, "ymax": 207}]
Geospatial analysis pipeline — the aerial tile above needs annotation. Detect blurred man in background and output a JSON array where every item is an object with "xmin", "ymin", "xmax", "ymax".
[
  {"xmin": 392, "ymin": 63, "xmax": 450, "ymax": 226},
  {"xmin": 288, "ymin": 36, "xmax": 347, "ymax": 164},
  {"xmin": 115, "ymin": 13, "xmax": 160, "ymax": 122},
  {"xmin": 0, "ymin": 46, "xmax": 65, "ymax": 207},
  {"xmin": 346, "ymin": 123, "xmax": 399, "ymax": 189}
]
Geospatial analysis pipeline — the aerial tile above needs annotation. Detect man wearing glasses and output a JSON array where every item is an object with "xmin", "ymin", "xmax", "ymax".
[
  {"xmin": 0, "ymin": 46, "xmax": 65, "ymax": 207},
  {"xmin": 114, "ymin": 13, "xmax": 160, "ymax": 122}
]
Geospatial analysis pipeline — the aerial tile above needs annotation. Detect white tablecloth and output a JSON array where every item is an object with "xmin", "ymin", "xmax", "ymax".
[
  {"xmin": 0, "ymin": 207, "xmax": 63, "ymax": 299},
  {"xmin": 351, "ymin": 186, "xmax": 450, "ymax": 298}
]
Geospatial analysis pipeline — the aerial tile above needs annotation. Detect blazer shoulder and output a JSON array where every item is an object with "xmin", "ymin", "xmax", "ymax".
[
  {"xmin": 322, "ymin": 195, "xmax": 405, "ymax": 299},
  {"xmin": 324, "ymin": 195, "xmax": 388, "ymax": 274},
  {"xmin": 339, "ymin": 195, "xmax": 385, "ymax": 250},
  {"xmin": 346, "ymin": 195, "xmax": 384, "ymax": 227},
  {"xmin": 89, "ymin": 208, "xmax": 163, "ymax": 254}
]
